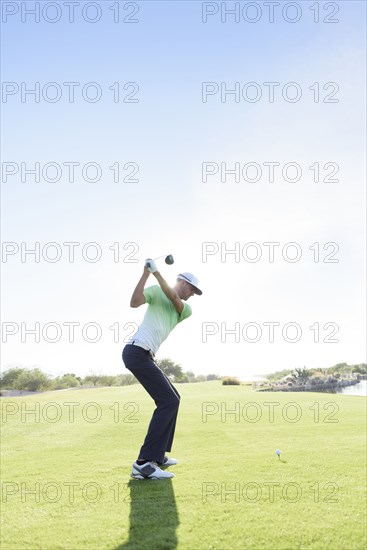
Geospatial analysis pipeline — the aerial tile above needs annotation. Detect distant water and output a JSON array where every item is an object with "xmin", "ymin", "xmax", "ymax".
[
  {"xmin": 316, "ymin": 380, "xmax": 367, "ymax": 396},
  {"xmin": 336, "ymin": 380, "xmax": 367, "ymax": 396}
]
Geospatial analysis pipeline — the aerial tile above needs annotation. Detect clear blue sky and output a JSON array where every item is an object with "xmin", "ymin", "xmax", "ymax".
[{"xmin": 1, "ymin": 1, "xmax": 366, "ymax": 378}]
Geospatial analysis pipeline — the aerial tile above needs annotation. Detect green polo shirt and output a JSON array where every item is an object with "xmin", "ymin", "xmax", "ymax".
[{"xmin": 131, "ymin": 285, "xmax": 192, "ymax": 353}]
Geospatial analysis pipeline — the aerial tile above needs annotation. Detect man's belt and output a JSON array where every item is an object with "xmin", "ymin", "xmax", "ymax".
[{"xmin": 130, "ymin": 340, "xmax": 155, "ymax": 358}]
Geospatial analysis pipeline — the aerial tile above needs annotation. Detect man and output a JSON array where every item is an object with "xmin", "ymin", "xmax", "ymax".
[{"xmin": 122, "ymin": 258, "xmax": 202, "ymax": 480}]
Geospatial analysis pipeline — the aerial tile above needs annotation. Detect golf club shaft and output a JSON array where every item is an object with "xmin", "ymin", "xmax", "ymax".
[{"xmin": 146, "ymin": 256, "xmax": 164, "ymax": 268}]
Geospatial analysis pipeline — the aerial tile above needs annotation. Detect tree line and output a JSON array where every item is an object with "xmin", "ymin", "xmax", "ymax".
[{"xmin": 0, "ymin": 359, "xmax": 221, "ymax": 393}]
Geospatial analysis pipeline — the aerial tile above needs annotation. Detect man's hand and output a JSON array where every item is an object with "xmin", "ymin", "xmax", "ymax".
[{"xmin": 145, "ymin": 258, "xmax": 158, "ymax": 273}]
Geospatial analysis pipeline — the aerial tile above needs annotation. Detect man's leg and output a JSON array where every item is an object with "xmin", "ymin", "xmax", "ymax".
[
  {"xmin": 162, "ymin": 374, "xmax": 180, "ymax": 453},
  {"xmin": 122, "ymin": 345, "xmax": 180, "ymax": 463}
]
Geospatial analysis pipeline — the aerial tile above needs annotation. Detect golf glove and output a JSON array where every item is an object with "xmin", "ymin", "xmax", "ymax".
[{"xmin": 145, "ymin": 258, "xmax": 158, "ymax": 273}]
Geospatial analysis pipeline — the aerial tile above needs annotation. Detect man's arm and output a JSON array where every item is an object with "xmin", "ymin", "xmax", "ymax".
[
  {"xmin": 153, "ymin": 271, "xmax": 184, "ymax": 314},
  {"xmin": 130, "ymin": 268, "xmax": 150, "ymax": 308}
]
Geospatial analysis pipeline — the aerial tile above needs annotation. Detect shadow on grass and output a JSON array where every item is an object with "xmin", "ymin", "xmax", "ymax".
[{"xmin": 115, "ymin": 478, "xmax": 179, "ymax": 550}]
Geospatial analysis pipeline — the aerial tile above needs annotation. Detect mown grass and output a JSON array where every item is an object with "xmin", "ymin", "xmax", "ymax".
[{"xmin": 1, "ymin": 382, "xmax": 366, "ymax": 549}]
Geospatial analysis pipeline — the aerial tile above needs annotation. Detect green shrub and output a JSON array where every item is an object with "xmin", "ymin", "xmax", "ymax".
[
  {"xmin": 0, "ymin": 367, "xmax": 26, "ymax": 389},
  {"xmin": 54, "ymin": 374, "xmax": 81, "ymax": 390},
  {"xmin": 222, "ymin": 376, "xmax": 240, "ymax": 386},
  {"xmin": 13, "ymin": 368, "xmax": 52, "ymax": 392}
]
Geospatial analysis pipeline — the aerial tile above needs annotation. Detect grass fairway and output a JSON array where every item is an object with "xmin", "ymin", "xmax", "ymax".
[{"xmin": 1, "ymin": 381, "xmax": 366, "ymax": 550}]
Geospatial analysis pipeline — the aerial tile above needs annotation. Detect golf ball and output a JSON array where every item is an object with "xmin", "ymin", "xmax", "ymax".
[{"xmin": 275, "ymin": 449, "xmax": 281, "ymax": 456}]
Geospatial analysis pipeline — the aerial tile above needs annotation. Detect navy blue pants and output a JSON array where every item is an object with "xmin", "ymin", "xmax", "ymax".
[{"xmin": 122, "ymin": 344, "xmax": 180, "ymax": 464}]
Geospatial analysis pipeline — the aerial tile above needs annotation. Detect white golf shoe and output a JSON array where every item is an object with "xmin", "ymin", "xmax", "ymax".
[
  {"xmin": 159, "ymin": 456, "xmax": 179, "ymax": 467},
  {"xmin": 131, "ymin": 461, "xmax": 175, "ymax": 480}
]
